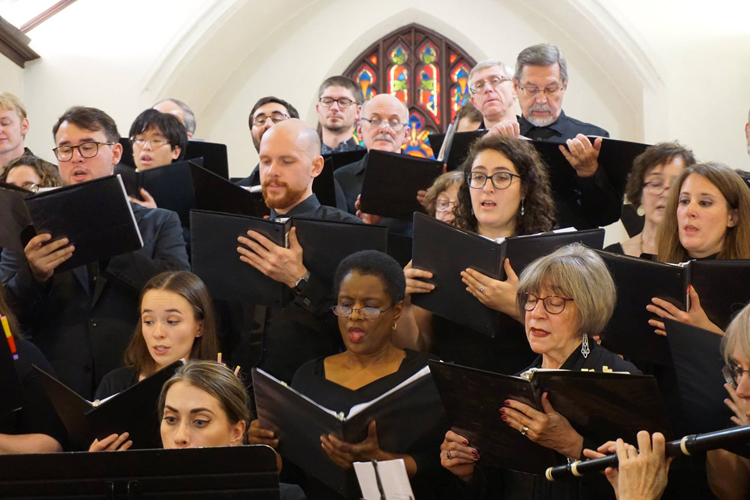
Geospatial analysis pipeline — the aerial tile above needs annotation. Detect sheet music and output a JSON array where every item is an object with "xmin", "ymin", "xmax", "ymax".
[{"xmin": 354, "ymin": 459, "xmax": 414, "ymax": 500}]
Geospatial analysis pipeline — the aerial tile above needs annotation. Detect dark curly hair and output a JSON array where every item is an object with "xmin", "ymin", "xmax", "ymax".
[{"xmin": 454, "ymin": 134, "xmax": 556, "ymax": 235}]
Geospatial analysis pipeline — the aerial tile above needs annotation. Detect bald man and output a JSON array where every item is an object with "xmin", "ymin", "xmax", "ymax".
[{"xmin": 235, "ymin": 119, "xmax": 361, "ymax": 383}]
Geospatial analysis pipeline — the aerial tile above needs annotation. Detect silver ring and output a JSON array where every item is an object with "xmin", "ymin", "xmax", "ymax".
[
  {"xmin": 479, "ymin": 285, "xmax": 485, "ymax": 293},
  {"xmin": 520, "ymin": 425, "xmax": 529, "ymax": 437},
  {"xmin": 446, "ymin": 451, "xmax": 452, "ymax": 460}
]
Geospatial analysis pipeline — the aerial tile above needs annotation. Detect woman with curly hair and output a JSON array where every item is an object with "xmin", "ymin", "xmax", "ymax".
[{"xmin": 396, "ymin": 134, "xmax": 557, "ymax": 373}]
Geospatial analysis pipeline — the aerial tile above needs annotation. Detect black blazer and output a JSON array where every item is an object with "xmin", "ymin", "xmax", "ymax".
[{"xmin": 0, "ymin": 204, "xmax": 190, "ymax": 399}]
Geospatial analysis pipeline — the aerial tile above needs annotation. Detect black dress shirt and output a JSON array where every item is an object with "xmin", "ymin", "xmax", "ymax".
[
  {"xmin": 320, "ymin": 137, "xmax": 364, "ymax": 155},
  {"xmin": 254, "ymin": 194, "xmax": 361, "ymax": 384}
]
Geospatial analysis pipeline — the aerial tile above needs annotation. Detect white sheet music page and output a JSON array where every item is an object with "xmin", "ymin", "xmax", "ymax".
[{"xmin": 354, "ymin": 459, "xmax": 414, "ymax": 500}]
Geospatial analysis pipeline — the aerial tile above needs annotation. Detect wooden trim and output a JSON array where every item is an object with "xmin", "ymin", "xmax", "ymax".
[
  {"xmin": 20, "ymin": 0, "xmax": 77, "ymax": 33},
  {"xmin": 0, "ymin": 16, "xmax": 39, "ymax": 68}
]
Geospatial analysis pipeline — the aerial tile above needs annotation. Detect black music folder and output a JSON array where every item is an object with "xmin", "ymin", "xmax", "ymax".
[
  {"xmin": 665, "ymin": 319, "xmax": 732, "ymax": 433},
  {"xmin": 22, "ymin": 175, "xmax": 143, "ymax": 274},
  {"xmin": 0, "ymin": 182, "xmax": 34, "ymax": 253},
  {"xmin": 0, "ymin": 445, "xmax": 280, "ymax": 499},
  {"xmin": 191, "ymin": 211, "xmax": 388, "ymax": 305},
  {"xmin": 0, "ymin": 325, "xmax": 24, "ymax": 417},
  {"xmin": 190, "ymin": 162, "xmax": 268, "ymax": 218},
  {"xmin": 411, "ymin": 213, "xmax": 605, "ymax": 337},
  {"xmin": 323, "ymin": 149, "xmax": 367, "ymax": 171},
  {"xmin": 190, "ymin": 210, "xmax": 291, "ymax": 305},
  {"xmin": 359, "ymin": 150, "xmax": 443, "ymax": 221},
  {"xmin": 185, "ymin": 140, "xmax": 229, "ymax": 179},
  {"xmin": 597, "ymin": 253, "xmax": 750, "ymax": 365},
  {"xmin": 314, "ymin": 157, "xmax": 338, "ymax": 208},
  {"xmin": 34, "ymin": 361, "xmax": 182, "ymax": 450},
  {"xmin": 531, "ymin": 137, "xmax": 649, "ymax": 198},
  {"xmin": 429, "ymin": 360, "xmax": 670, "ymax": 475},
  {"xmin": 386, "ymin": 232, "xmax": 413, "ymax": 268},
  {"xmin": 252, "ymin": 366, "xmax": 445, "ymax": 497},
  {"xmin": 428, "ymin": 130, "xmax": 486, "ymax": 171}
]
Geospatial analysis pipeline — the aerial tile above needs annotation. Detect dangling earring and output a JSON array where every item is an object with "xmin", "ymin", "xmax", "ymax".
[
  {"xmin": 636, "ymin": 205, "xmax": 645, "ymax": 217},
  {"xmin": 581, "ymin": 333, "xmax": 590, "ymax": 359},
  {"xmin": 520, "ymin": 199, "xmax": 525, "ymax": 217},
  {"xmin": 392, "ymin": 322, "xmax": 398, "ymax": 331}
]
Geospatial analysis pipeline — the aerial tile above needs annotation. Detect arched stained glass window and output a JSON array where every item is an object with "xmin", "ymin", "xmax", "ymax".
[{"xmin": 346, "ymin": 24, "xmax": 476, "ymax": 158}]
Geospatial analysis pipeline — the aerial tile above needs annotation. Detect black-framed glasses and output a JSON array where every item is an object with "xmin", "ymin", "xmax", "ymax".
[
  {"xmin": 436, "ymin": 198, "xmax": 458, "ymax": 212},
  {"xmin": 53, "ymin": 141, "xmax": 114, "ymax": 162},
  {"xmin": 319, "ymin": 97, "xmax": 356, "ymax": 109},
  {"xmin": 467, "ymin": 171, "xmax": 521, "ymax": 190},
  {"xmin": 470, "ymin": 76, "xmax": 511, "ymax": 95},
  {"xmin": 360, "ymin": 117, "xmax": 407, "ymax": 131},
  {"xmin": 131, "ymin": 136, "xmax": 170, "ymax": 148},
  {"xmin": 723, "ymin": 363, "xmax": 750, "ymax": 388},
  {"xmin": 331, "ymin": 302, "xmax": 397, "ymax": 320},
  {"xmin": 518, "ymin": 292, "xmax": 574, "ymax": 315},
  {"xmin": 517, "ymin": 83, "xmax": 563, "ymax": 97},
  {"xmin": 252, "ymin": 112, "xmax": 289, "ymax": 127},
  {"xmin": 642, "ymin": 181, "xmax": 671, "ymax": 196}
]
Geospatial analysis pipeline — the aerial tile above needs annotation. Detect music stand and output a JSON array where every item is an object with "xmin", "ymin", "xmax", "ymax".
[{"xmin": 0, "ymin": 445, "xmax": 279, "ymax": 499}]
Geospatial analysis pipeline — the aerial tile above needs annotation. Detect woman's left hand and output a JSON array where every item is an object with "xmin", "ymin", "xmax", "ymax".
[
  {"xmin": 647, "ymin": 285, "xmax": 724, "ymax": 336},
  {"xmin": 461, "ymin": 259, "xmax": 520, "ymax": 319},
  {"xmin": 724, "ymin": 383, "xmax": 750, "ymax": 427},
  {"xmin": 502, "ymin": 393, "xmax": 584, "ymax": 459},
  {"xmin": 320, "ymin": 420, "xmax": 382, "ymax": 470}
]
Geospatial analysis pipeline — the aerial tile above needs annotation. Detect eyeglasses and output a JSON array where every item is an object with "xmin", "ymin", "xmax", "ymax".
[
  {"xmin": 319, "ymin": 97, "xmax": 356, "ymax": 109},
  {"xmin": 518, "ymin": 292, "xmax": 574, "ymax": 315},
  {"xmin": 436, "ymin": 198, "xmax": 457, "ymax": 212},
  {"xmin": 19, "ymin": 182, "xmax": 39, "ymax": 193},
  {"xmin": 723, "ymin": 363, "xmax": 750, "ymax": 388},
  {"xmin": 642, "ymin": 181, "xmax": 671, "ymax": 196},
  {"xmin": 252, "ymin": 112, "xmax": 289, "ymax": 127},
  {"xmin": 360, "ymin": 117, "xmax": 407, "ymax": 131},
  {"xmin": 331, "ymin": 302, "xmax": 397, "ymax": 320},
  {"xmin": 131, "ymin": 136, "xmax": 170, "ymax": 148},
  {"xmin": 467, "ymin": 171, "xmax": 521, "ymax": 190},
  {"xmin": 470, "ymin": 76, "xmax": 511, "ymax": 95},
  {"xmin": 53, "ymin": 141, "xmax": 114, "ymax": 162},
  {"xmin": 517, "ymin": 84, "xmax": 563, "ymax": 97}
]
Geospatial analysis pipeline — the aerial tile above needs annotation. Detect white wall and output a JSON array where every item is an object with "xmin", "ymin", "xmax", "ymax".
[{"xmin": 0, "ymin": 53, "xmax": 24, "ymax": 102}]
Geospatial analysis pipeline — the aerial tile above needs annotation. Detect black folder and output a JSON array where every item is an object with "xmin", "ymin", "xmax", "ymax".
[
  {"xmin": 598, "ymin": 254, "xmax": 750, "ymax": 366},
  {"xmin": 665, "ymin": 319, "xmax": 732, "ymax": 433},
  {"xmin": 184, "ymin": 140, "xmax": 229, "ymax": 179},
  {"xmin": 190, "ymin": 210, "xmax": 291, "ymax": 305},
  {"xmin": 0, "ymin": 445, "xmax": 280, "ymax": 499},
  {"xmin": 323, "ymin": 149, "xmax": 367, "ymax": 171},
  {"xmin": 22, "ymin": 175, "xmax": 143, "ymax": 274},
  {"xmin": 0, "ymin": 182, "xmax": 34, "ymax": 253},
  {"xmin": 190, "ymin": 162, "xmax": 268, "ymax": 218},
  {"xmin": 411, "ymin": 213, "xmax": 605, "ymax": 337},
  {"xmin": 314, "ymin": 157, "xmax": 338, "ymax": 208},
  {"xmin": 34, "ymin": 361, "xmax": 182, "ymax": 450},
  {"xmin": 252, "ymin": 366, "xmax": 445, "ymax": 497},
  {"xmin": 386, "ymin": 232, "xmax": 413, "ymax": 268},
  {"xmin": 0, "ymin": 326, "xmax": 24, "ymax": 417},
  {"xmin": 428, "ymin": 130, "xmax": 486, "ymax": 171},
  {"xmin": 359, "ymin": 150, "xmax": 443, "ymax": 221},
  {"xmin": 429, "ymin": 360, "xmax": 671, "ymax": 475}
]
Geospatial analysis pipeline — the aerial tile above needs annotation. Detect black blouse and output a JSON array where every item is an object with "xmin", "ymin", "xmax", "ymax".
[
  {"xmin": 603, "ymin": 242, "xmax": 655, "ymax": 261},
  {"xmin": 0, "ymin": 338, "xmax": 67, "ymax": 449},
  {"xmin": 95, "ymin": 366, "xmax": 140, "ymax": 401}
]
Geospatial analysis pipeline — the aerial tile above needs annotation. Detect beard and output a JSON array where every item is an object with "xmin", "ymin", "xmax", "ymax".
[
  {"xmin": 526, "ymin": 104, "xmax": 556, "ymax": 127},
  {"xmin": 261, "ymin": 180, "xmax": 309, "ymax": 210}
]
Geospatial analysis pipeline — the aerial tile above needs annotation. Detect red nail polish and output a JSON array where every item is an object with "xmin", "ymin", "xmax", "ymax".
[
  {"xmin": 504, "ymin": 400, "xmax": 511, "ymax": 406},
  {"xmin": 500, "ymin": 408, "xmax": 506, "ymax": 414},
  {"xmin": 501, "ymin": 415, "xmax": 507, "ymax": 421},
  {"xmin": 463, "ymin": 440, "xmax": 469, "ymax": 446}
]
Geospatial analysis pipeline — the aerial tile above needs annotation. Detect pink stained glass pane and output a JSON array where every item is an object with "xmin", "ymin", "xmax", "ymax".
[
  {"xmin": 417, "ymin": 42, "xmax": 440, "ymax": 123},
  {"xmin": 354, "ymin": 64, "xmax": 377, "ymax": 104}
]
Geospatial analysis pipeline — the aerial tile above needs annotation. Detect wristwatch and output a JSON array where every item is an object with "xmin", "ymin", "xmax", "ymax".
[{"xmin": 292, "ymin": 270, "xmax": 310, "ymax": 295}]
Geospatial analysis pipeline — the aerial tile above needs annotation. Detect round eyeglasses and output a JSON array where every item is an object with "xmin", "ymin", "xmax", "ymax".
[
  {"xmin": 518, "ymin": 292, "xmax": 574, "ymax": 315},
  {"xmin": 360, "ymin": 117, "xmax": 407, "ymax": 131},
  {"xmin": 319, "ymin": 97, "xmax": 356, "ymax": 109},
  {"xmin": 331, "ymin": 302, "xmax": 396, "ymax": 320},
  {"xmin": 467, "ymin": 171, "xmax": 521, "ymax": 190},
  {"xmin": 53, "ymin": 142, "xmax": 114, "ymax": 162},
  {"xmin": 252, "ymin": 112, "xmax": 289, "ymax": 127},
  {"xmin": 723, "ymin": 363, "xmax": 750, "ymax": 389},
  {"xmin": 470, "ymin": 76, "xmax": 511, "ymax": 95}
]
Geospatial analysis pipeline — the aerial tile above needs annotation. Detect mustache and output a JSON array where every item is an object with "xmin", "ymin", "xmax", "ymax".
[
  {"xmin": 529, "ymin": 104, "xmax": 553, "ymax": 114},
  {"xmin": 262, "ymin": 179, "xmax": 288, "ymax": 189},
  {"xmin": 374, "ymin": 134, "xmax": 394, "ymax": 142}
]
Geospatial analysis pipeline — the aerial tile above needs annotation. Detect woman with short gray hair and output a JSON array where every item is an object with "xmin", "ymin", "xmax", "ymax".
[{"xmin": 440, "ymin": 244, "xmax": 639, "ymax": 499}]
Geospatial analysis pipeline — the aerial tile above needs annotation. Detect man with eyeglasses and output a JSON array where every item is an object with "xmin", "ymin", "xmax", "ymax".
[
  {"xmin": 334, "ymin": 93, "xmax": 410, "ymax": 215},
  {"xmin": 234, "ymin": 96, "xmax": 299, "ymax": 188},
  {"xmin": 467, "ymin": 59, "xmax": 520, "ymax": 137},
  {"xmin": 0, "ymin": 106, "xmax": 190, "ymax": 398},
  {"xmin": 316, "ymin": 76, "xmax": 365, "ymax": 154}
]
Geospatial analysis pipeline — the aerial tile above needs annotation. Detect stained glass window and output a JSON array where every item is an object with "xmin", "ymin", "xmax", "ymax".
[{"xmin": 345, "ymin": 24, "xmax": 476, "ymax": 158}]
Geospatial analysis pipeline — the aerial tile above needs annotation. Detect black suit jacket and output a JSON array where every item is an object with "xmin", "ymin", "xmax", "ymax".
[{"xmin": 0, "ymin": 204, "xmax": 190, "ymax": 399}]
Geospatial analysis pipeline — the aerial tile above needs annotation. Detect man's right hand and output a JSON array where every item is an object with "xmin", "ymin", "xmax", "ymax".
[
  {"xmin": 486, "ymin": 120, "xmax": 521, "ymax": 138},
  {"xmin": 24, "ymin": 234, "xmax": 75, "ymax": 282}
]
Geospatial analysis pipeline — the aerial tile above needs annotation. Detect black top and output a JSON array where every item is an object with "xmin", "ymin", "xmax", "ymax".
[
  {"xmin": 517, "ymin": 111, "xmax": 609, "ymax": 142},
  {"xmin": 290, "ymin": 349, "xmax": 448, "ymax": 500},
  {"xmin": 256, "ymin": 195, "xmax": 361, "ymax": 384},
  {"xmin": 321, "ymin": 137, "xmax": 364, "ymax": 155},
  {"xmin": 603, "ymin": 242, "xmax": 655, "ymax": 261},
  {"xmin": 0, "ymin": 338, "xmax": 67, "ymax": 449},
  {"xmin": 454, "ymin": 341, "xmax": 638, "ymax": 500},
  {"xmin": 95, "ymin": 366, "xmax": 140, "ymax": 401}
]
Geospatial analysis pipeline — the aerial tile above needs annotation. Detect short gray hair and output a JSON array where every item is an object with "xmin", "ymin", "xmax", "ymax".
[
  {"xmin": 154, "ymin": 98, "xmax": 196, "ymax": 135},
  {"xmin": 516, "ymin": 243, "xmax": 615, "ymax": 336},
  {"xmin": 514, "ymin": 44, "xmax": 568, "ymax": 85},
  {"xmin": 723, "ymin": 303, "xmax": 750, "ymax": 365},
  {"xmin": 468, "ymin": 59, "xmax": 513, "ymax": 87}
]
